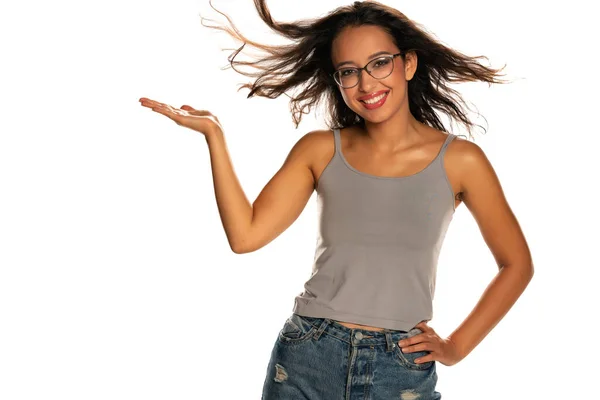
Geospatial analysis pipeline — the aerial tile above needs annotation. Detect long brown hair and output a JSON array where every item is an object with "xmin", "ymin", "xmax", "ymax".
[{"xmin": 200, "ymin": 0, "xmax": 511, "ymax": 139}]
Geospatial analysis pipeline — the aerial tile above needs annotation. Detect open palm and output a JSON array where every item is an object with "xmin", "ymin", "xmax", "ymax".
[{"xmin": 139, "ymin": 97, "xmax": 223, "ymax": 136}]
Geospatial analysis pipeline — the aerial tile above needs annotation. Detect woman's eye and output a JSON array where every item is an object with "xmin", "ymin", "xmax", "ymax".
[
  {"xmin": 373, "ymin": 58, "xmax": 391, "ymax": 68},
  {"xmin": 341, "ymin": 69, "xmax": 357, "ymax": 76}
]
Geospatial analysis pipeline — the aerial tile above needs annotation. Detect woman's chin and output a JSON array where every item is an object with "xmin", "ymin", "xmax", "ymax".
[{"xmin": 359, "ymin": 112, "xmax": 392, "ymax": 124}]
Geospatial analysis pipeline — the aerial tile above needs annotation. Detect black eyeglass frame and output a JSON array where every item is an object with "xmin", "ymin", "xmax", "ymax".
[{"xmin": 331, "ymin": 51, "xmax": 404, "ymax": 89}]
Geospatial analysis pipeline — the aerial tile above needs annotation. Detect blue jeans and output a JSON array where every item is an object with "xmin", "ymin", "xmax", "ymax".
[{"xmin": 262, "ymin": 313, "xmax": 441, "ymax": 399}]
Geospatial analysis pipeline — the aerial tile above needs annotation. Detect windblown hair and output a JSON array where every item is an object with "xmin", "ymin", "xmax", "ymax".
[{"xmin": 200, "ymin": 0, "xmax": 511, "ymax": 139}]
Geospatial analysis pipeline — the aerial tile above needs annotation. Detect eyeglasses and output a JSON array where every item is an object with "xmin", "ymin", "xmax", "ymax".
[{"xmin": 332, "ymin": 52, "xmax": 403, "ymax": 89}]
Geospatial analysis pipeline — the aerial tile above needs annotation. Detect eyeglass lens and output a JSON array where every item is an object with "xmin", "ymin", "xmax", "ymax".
[{"xmin": 335, "ymin": 56, "xmax": 395, "ymax": 88}]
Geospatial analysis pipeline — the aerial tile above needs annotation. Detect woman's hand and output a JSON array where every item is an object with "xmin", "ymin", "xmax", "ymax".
[
  {"xmin": 139, "ymin": 97, "xmax": 223, "ymax": 138},
  {"xmin": 398, "ymin": 321, "xmax": 464, "ymax": 367}
]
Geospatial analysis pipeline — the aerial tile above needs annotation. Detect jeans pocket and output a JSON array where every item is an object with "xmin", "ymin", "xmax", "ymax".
[
  {"xmin": 277, "ymin": 314, "xmax": 317, "ymax": 345},
  {"xmin": 394, "ymin": 328, "xmax": 435, "ymax": 371}
]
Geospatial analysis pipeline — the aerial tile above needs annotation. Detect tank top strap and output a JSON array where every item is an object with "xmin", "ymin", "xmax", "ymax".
[
  {"xmin": 333, "ymin": 128, "xmax": 341, "ymax": 156},
  {"xmin": 438, "ymin": 133, "xmax": 455, "ymax": 158}
]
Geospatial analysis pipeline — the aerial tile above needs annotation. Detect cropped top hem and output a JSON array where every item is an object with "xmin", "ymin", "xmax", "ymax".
[{"xmin": 292, "ymin": 299, "xmax": 430, "ymax": 332}]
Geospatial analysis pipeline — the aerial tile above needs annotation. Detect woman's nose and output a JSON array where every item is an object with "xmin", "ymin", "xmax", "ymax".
[{"xmin": 357, "ymin": 70, "xmax": 377, "ymax": 92}]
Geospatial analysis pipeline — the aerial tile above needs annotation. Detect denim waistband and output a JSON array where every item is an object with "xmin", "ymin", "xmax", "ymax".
[{"xmin": 296, "ymin": 313, "xmax": 419, "ymax": 352}]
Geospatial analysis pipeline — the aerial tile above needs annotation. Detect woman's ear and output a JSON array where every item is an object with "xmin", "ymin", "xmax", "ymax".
[{"xmin": 404, "ymin": 50, "xmax": 418, "ymax": 81}]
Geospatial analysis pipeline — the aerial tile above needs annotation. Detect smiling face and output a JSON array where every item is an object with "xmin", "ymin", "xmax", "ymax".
[{"xmin": 331, "ymin": 24, "xmax": 417, "ymax": 124}]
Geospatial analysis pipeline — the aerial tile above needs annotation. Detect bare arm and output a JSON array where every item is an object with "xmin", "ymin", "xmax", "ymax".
[{"xmin": 205, "ymin": 129, "xmax": 319, "ymax": 253}]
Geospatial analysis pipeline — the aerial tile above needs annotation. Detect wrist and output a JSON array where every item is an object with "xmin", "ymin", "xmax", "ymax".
[
  {"xmin": 205, "ymin": 127, "xmax": 224, "ymax": 143},
  {"xmin": 447, "ymin": 335, "xmax": 469, "ymax": 360}
]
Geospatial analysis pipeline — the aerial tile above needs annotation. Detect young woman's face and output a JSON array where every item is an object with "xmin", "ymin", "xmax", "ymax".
[{"xmin": 330, "ymin": 24, "xmax": 416, "ymax": 124}]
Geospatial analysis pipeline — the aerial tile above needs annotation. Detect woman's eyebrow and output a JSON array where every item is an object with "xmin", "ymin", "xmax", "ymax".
[{"xmin": 335, "ymin": 51, "xmax": 392, "ymax": 68}]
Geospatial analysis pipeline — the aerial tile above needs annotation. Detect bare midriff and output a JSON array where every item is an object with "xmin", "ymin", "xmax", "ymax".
[{"xmin": 334, "ymin": 320, "xmax": 386, "ymax": 332}]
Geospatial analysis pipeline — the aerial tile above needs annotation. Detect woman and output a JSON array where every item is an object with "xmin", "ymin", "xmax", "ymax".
[{"xmin": 140, "ymin": 1, "xmax": 534, "ymax": 398}]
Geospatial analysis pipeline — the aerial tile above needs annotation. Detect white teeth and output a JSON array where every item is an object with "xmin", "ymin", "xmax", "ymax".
[{"xmin": 363, "ymin": 92, "xmax": 387, "ymax": 104}]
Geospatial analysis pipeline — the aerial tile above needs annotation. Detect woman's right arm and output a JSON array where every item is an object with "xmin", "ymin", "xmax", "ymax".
[
  {"xmin": 138, "ymin": 97, "xmax": 319, "ymax": 254},
  {"xmin": 205, "ymin": 129, "xmax": 320, "ymax": 254}
]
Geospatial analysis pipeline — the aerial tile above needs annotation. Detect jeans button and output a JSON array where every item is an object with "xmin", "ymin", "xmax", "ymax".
[{"xmin": 355, "ymin": 332, "xmax": 363, "ymax": 340}]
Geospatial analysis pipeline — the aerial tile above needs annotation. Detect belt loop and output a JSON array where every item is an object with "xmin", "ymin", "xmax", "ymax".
[
  {"xmin": 385, "ymin": 332, "xmax": 394, "ymax": 352},
  {"xmin": 312, "ymin": 318, "xmax": 331, "ymax": 340}
]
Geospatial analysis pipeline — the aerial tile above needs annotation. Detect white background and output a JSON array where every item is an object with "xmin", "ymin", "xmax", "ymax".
[{"xmin": 1, "ymin": 0, "xmax": 598, "ymax": 399}]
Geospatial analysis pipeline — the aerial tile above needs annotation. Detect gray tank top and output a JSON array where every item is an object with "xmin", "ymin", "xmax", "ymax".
[{"xmin": 292, "ymin": 128, "xmax": 457, "ymax": 331}]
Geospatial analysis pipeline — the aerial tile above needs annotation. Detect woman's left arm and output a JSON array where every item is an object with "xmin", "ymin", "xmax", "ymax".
[{"xmin": 447, "ymin": 140, "xmax": 534, "ymax": 360}]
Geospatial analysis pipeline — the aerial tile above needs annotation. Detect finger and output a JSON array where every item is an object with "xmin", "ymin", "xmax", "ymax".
[
  {"xmin": 414, "ymin": 355, "xmax": 434, "ymax": 364},
  {"xmin": 399, "ymin": 332, "xmax": 427, "ymax": 347},
  {"xmin": 416, "ymin": 321, "xmax": 431, "ymax": 331},
  {"xmin": 140, "ymin": 99, "xmax": 157, "ymax": 108},
  {"xmin": 150, "ymin": 105, "xmax": 172, "ymax": 118},
  {"xmin": 141, "ymin": 100, "xmax": 167, "ymax": 110},
  {"xmin": 141, "ymin": 99, "xmax": 172, "ymax": 109},
  {"xmin": 401, "ymin": 340, "xmax": 426, "ymax": 353},
  {"xmin": 151, "ymin": 104, "xmax": 181, "ymax": 120},
  {"xmin": 180, "ymin": 105, "xmax": 211, "ymax": 117},
  {"xmin": 140, "ymin": 98, "xmax": 159, "ymax": 105},
  {"xmin": 186, "ymin": 109, "xmax": 213, "ymax": 117}
]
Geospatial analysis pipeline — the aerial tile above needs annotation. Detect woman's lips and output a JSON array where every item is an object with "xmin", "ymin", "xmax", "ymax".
[{"xmin": 359, "ymin": 91, "xmax": 389, "ymax": 110}]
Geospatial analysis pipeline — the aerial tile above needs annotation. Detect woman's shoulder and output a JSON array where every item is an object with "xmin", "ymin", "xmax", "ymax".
[
  {"xmin": 300, "ymin": 127, "xmax": 335, "ymax": 156},
  {"xmin": 293, "ymin": 129, "xmax": 337, "ymax": 182}
]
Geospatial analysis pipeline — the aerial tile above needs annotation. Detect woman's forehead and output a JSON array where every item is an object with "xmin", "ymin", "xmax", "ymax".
[{"xmin": 331, "ymin": 25, "xmax": 397, "ymax": 65}]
